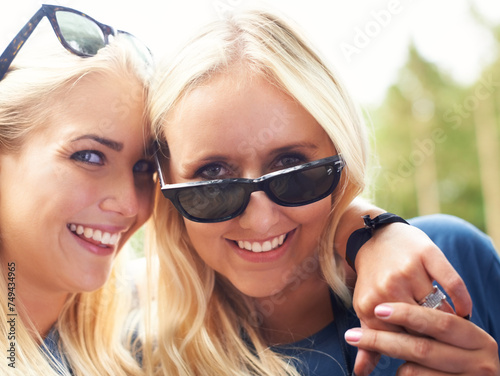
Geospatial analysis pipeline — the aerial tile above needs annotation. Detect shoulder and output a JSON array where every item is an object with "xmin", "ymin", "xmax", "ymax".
[
  {"xmin": 409, "ymin": 214, "xmax": 498, "ymax": 266},
  {"xmin": 409, "ymin": 214, "xmax": 490, "ymax": 241}
]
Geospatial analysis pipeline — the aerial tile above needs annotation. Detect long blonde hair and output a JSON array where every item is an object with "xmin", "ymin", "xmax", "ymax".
[
  {"xmin": 0, "ymin": 31, "xmax": 149, "ymax": 376},
  {"xmin": 146, "ymin": 8, "xmax": 368, "ymax": 375}
]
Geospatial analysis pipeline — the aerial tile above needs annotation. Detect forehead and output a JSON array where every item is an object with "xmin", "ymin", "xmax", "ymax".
[
  {"xmin": 24, "ymin": 72, "xmax": 150, "ymax": 149},
  {"xmin": 164, "ymin": 72, "xmax": 332, "ymax": 159},
  {"xmin": 63, "ymin": 71, "xmax": 144, "ymax": 114}
]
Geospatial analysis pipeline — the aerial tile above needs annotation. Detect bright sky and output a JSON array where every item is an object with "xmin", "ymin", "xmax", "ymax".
[{"xmin": 2, "ymin": 0, "xmax": 500, "ymax": 105}]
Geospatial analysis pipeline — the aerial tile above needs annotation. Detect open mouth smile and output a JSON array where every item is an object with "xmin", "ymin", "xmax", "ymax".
[
  {"xmin": 235, "ymin": 233, "xmax": 288, "ymax": 253},
  {"xmin": 68, "ymin": 223, "xmax": 119, "ymax": 247}
]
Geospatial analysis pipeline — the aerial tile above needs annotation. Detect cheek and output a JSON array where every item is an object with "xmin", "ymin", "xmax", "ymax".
[
  {"xmin": 287, "ymin": 198, "xmax": 332, "ymax": 228},
  {"xmin": 184, "ymin": 221, "xmax": 226, "ymax": 264},
  {"xmin": 32, "ymin": 174, "xmax": 85, "ymax": 219},
  {"xmin": 283, "ymin": 198, "xmax": 333, "ymax": 253},
  {"xmin": 185, "ymin": 221, "xmax": 214, "ymax": 247}
]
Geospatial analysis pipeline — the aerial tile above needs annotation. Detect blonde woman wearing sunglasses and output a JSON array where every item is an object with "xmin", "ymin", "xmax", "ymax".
[
  {"xmin": 0, "ymin": 5, "xmax": 154, "ymax": 375},
  {"xmin": 0, "ymin": 5, "xmax": 492, "ymax": 376},
  {"xmin": 147, "ymin": 8, "xmax": 500, "ymax": 376}
]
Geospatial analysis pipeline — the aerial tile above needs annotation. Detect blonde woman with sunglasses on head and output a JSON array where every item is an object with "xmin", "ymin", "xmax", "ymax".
[
  {"xmin": 0, "ymin": 5, "xmax": 492, "ymax": 376},
  {"xmin": 147, "ymin": 8, "xmax": 500, "ymax": 375},
  {"xmin": 0, "ymin": 5, "xmax": 154, "ymax": 375}
]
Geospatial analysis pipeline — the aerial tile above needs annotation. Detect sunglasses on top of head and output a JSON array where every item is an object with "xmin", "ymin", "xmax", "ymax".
[
  {"xmin": 155, "ymin": 150, "xmax": 346, "ymax": 223},
  {"xmin": 0, "ymin": 4, "xmax": 151, "ymax": 81}
]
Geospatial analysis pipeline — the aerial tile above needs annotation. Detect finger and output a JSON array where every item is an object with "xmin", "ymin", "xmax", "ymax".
[
  {"xmin": 355, "ymin": 312, "xmax": 403, "ymax": 334},
  {"xmin": 373, "ymin": 303, "xmax": 482, "ymax": 348},
  {"xmin": 406, "ymin": 299, "xmax": 455, "ymax": 337},
  {"xmin": 345, "ymin": 327, "xmax": 476, "ymax": 373},
  {"xmin": 396, "ymin": 362, "xmax": 449, "ymax": 376},
  {"xmin": 420, "ymin": 246, "xmax": 472, "ymax": 317},
  {"xmin": 352, "ymin": 324, "xmax": 382, "ymax": 376},
  {"xmin": 353, "ymin": 349, "xmax": 380, "ymax": 376},
  {"xmin": 437, "ymin": 299, "xmax": 456, "ymax": 315}
]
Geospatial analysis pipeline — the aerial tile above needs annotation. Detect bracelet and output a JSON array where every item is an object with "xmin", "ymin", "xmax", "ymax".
[{"xmin": 345, "ymin": 213, "xmax": 409, "ymax": 271}]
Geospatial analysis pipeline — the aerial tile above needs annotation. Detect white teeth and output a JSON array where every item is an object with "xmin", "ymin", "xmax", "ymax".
[
  {"xmin": 262, "ymin": 241, "xmax": 272, "ymax": 252},
  {"xmin": 101, "ymin": 232, "xmax": 111, "ymax": 245},
  {"xmin": 253, "ymin": 243, "xmax": 263, "ymax": 253},
  {"xmin": 272, "ymin": 237, "xmax": 279, "ymax": 249},
  {"xmin": 237, "ymin": 234, "xmax": 287, "ymax": 253},
  {"xmin": 69, "ymin": 224, "xmax": 119, "ymax": 246},
  {"xmin": 92, "ymin": 230, "xmax": 102, "ymax": 242},
  {"xmin": 84, "ymin": 227, "xmax": 93, "ymax": 239}
]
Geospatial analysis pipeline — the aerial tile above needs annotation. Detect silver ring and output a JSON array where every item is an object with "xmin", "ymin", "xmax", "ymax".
[{"xmin": 418, "ymin": 285, "xmax": 446, "ymax": 309}]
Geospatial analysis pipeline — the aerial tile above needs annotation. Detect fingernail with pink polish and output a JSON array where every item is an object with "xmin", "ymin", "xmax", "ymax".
[
  {"xmin": 344, "ymin": 328, "xmax": 363, "ymax": 343},
  {"xmin": 374, "ymin": 304, "xmax": 393, "ymax": 318}
]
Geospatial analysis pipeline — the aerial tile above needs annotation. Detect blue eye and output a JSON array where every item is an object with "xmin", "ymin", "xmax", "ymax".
[
  {"xmin": 197, "ymin": 163, "xmax": 232, "ymax": 180},
  {"xmin": 276, "ymin": 154, "xmax": 305, "ymax": 169},
  {"xmin": 72, "ymin": 150, "xmax": 104, "ymax": 165}
]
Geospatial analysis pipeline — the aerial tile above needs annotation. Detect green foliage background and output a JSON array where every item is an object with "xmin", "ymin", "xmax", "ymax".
[{"xmin": 369, "ymin": 17, "xmax": 500, "ymax": 250}]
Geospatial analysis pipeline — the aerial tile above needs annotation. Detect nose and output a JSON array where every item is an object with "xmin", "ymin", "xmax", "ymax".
[
  {"xmin": 238, "ymin": 191, "xmax": 279, "ymax": 233},
  {"xmin": 99, "ymin": 173, "xmax": 139, "ymax": 218}
]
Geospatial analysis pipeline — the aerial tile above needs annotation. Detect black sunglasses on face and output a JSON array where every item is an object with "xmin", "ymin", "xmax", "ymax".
[
  {"xmin": 155, "ymin": 153, "xmax": 345, "ymax": 223},
  {"xmin": 0, "ymin": 4, "xmax": 151, "ymax": 81}
]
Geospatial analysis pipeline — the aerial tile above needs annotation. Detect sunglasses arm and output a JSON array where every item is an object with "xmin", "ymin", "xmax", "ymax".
[
  {"xmin": 154, "ymin": 152, "xmax": 168, "ymax": 188},
  {"xmin": 0, "ymin": 8, "xmax": 47, "ymax": 80}
]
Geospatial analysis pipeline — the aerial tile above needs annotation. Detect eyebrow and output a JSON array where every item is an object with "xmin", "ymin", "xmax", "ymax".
[
  {"xmin": 180, "ymin": 154, "xmax": 228, "ymax": 174},
  {"xmin": 71, "ymin": 134, "xmax": 124, "ymax": 152},
  {"xmin": 271, "ymin": 143, "xmax": 319, "ymax": 155},
  {"xmin": 181, "ymin": 143, "xmax": 321, "ymax": 172}
]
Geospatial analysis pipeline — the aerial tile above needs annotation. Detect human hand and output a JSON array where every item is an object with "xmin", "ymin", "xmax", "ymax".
[
  {"xmin": 345, "ymin": 302, "xmax": 499, "ymax": 376},
  {"xmin": 351, "ymin": 223, "xmax": 472, "ymax": 373}
]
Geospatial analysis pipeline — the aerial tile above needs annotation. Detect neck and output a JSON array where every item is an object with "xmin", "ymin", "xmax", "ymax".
[
  {"xmin": 256, "ymin": 274, "xmax": 333, "ymax": 345},
  {"xmin": 15, "ymin": 275, "xmax": 69, "ymax": 339}
]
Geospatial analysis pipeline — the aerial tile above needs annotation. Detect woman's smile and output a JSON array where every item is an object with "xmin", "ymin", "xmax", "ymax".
[
  {"xmin": 227, "ymin": 230, "xmax": 295, "ymax": 264},
  {"xmin": 234, "ymin": 232, "xmax": 288, "ymax": 253},
  {"xmin": 68, "ymin": 223, "xmax": 120, "ymax": 246}
]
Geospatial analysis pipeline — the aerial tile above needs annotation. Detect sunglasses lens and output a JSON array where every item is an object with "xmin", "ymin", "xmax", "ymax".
[
  {"xmin": 269, "ymin": 165, "xmax": 336, "ymax": 204},
  {"xmin": 55, "ymin": 11, "xmax": 106, "ymax": 55},
  {"xmin": 117, "ymin": 31, "xmax": 153, "ymax": 66},
  {"xmin": 177, "ymin": 183, "xmax": 247, "ymax": 221}
]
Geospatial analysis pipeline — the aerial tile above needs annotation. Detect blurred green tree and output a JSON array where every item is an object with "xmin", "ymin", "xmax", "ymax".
[{"xmin": 370, "ymin": 18, "xmax": 500, "ymax": 250}]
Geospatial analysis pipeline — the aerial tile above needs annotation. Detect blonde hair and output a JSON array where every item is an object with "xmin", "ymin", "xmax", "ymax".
[
  {"xmin": 0, "ymin": 31, "xmax": 149, "ymax": 376},
  {"xmin": 146, "ymin": 8, "xmax": 367, "ymax": 375}
]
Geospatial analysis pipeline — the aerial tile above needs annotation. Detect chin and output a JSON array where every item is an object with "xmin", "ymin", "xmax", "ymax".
[
  {"xmin": 72, "ymin": 268, "xmax": 114, "ymax": 293},
  {"xmin": 233, "ymin": 279, "xmax": 286, "ymax": 300}
]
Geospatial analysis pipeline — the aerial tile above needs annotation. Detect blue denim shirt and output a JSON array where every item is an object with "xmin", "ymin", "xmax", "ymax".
[{"xmin": 43, "ymin": 327, "xmax": 73, "ymax": 375}]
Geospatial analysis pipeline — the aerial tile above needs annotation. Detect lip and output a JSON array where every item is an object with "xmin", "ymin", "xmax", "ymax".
[
  {"xmin": 68, "ymin": 225, "xmax": 119, "ymax": 257},
  {"xmin": 229, "ymin": 230, "xmax": 295, "ymax": 263}
]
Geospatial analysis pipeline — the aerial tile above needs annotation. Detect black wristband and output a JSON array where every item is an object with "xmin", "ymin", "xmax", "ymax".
[{"xmin": 345, "ymin": 213, "xmax": 409, "ymax": 271}]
